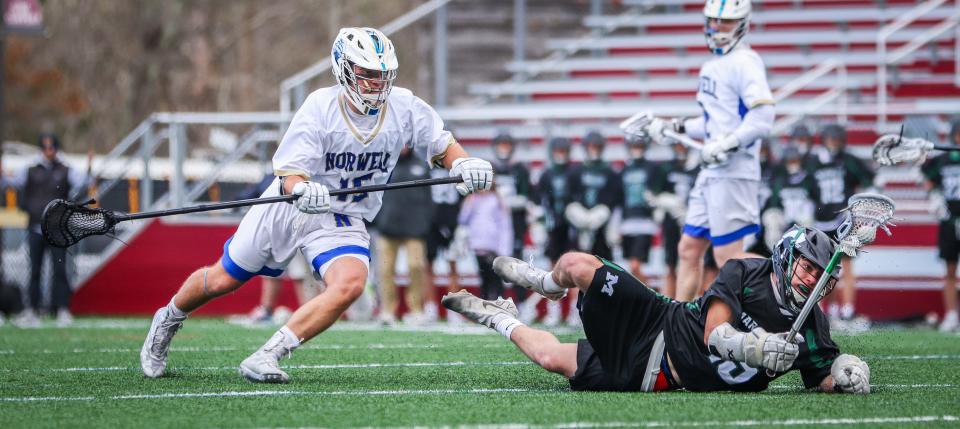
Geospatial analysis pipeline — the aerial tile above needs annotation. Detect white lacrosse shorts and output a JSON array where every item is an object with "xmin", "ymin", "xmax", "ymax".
[
  {"xmin": 221, "ymin": 186, "xmax": 370, "ymax": 283},
  {"xmin": 682, "ymin": 176, "xmax": 761, "ymax": 246}
]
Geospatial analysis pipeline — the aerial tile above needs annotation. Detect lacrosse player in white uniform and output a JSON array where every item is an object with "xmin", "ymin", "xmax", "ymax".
[
  {"xmin": 644, "ymin": 0, "xmax": 774, "ymax": 301},
  {"xmin": 140, "ymin": 27, "xmax": 493, "ymax": 383}
]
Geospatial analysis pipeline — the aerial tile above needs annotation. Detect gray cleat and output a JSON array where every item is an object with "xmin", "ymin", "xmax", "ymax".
[
  {"xmin": 140, "ymin": 307, "xmax": 184, "ymax": 378},
  {"xmin": 441, "ymin": 290, "xmax": 519, "ymax": 328},
  {"xmin": 493, "ymin": 256, "xmax": 566, "ymax": 301},
  {"xmin": 239, "ymin": 331, "xmax": 294, "ymax": 384}
]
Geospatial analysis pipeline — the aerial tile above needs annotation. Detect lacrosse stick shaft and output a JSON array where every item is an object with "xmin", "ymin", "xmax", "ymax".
[
  {"xmin": 116, "ymin": 176, "xmax": 463, "ymax": 222},
  {"xmin": 663, "ymin": 130, "xmax": 704, "ymax": 151},
  {"xmin": 933, "ymin": 145, "xmax": 960, "ymax": 151},
  {"xmin": 764, "ymin": 249, "xmax": 842, "ymax": 378}
]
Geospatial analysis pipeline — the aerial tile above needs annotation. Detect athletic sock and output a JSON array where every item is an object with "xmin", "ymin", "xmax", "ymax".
[
  {"xmin": 166, "ymin": 298, "xmax": 188, "ymax": 320},
  {"xmin": 541, "ymin": 272, "xmax": 565, "ymax": 295},
  {"xmin": 827, "ymin": 304, "xmax": 840, "ymax": 319},
  {"xmin": 491, "ymin": 313, "xmax": 525, "ymax": 340},
  {"xmin": 840, "ymin": 304, "xmax": 855, "ymax": 320},
  {"xmin": 278, "ymin": 326, "xmax": 303, "ymax": 350}
]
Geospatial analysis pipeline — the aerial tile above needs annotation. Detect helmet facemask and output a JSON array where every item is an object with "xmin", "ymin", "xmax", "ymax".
[
  {"xmin": 705, "ymin": 17, "xmax": 749, "ymax": 55},
  {"xmin": 337, "ymin": 61, "xmax": 396, "ymax": 116},
  {"xmin": 773, "ymin": 227, "xmax": 839, "ymax": 314}
]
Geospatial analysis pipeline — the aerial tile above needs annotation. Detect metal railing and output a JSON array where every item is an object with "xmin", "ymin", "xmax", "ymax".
[
  {"xmin": 877, "ymin": 0, "xmax": 960, "ymax": 131},
  {"xmin": 771, "ymin": 58, "xmax": 848, "ymax": 136}
]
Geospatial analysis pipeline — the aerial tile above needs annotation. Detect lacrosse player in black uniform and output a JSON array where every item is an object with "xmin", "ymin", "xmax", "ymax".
[
  {"xmin": 490, "ymin": 132, "xmax": 533, "ymax": 302},
  {"xmin": 532, "ymin": 137, "xmax": 579, "ymax": 325},
  {"xmin": 921, "ymin": 119, "xmax": 960, "ymax": 332},
  {"xmin": 566, "ymin": 131, "xmax": 621, "ymax": 260},
  {"xmin": 767, "ymin": 146, "xmax": 816, "ymax": 233},
  {"xmin": 650, "ymin": 141, "xmax": 699, "ymax": 298},
  {"xmin": 810, "ymin": 124, "xmax": 875, "ymax": 326},
  {"xmin": 442, "ymin": 225, "xmax": 870, "ymax": 394},
  {"xmin": 618, "ymin": 132, "xmax": 658, "ymax": 284}
]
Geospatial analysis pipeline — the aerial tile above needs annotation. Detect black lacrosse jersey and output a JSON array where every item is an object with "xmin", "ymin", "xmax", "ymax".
[
  {"xmin": 492, "ymin": 159, "xmax": 532, "ymax": 212},
  {"xmin": 620, "ymin": 159, "xmax": 657, "ymax": 221},
  {"xmin": 570, "ymin": 161, "xmax": 621, "ymax": 210},
  {"xmin": 537, "ymin": 164, "xmax": 578, "ymax": 231},
  {"xmin": 651, "ymin": 159, "xmax": 699, "ymax": 202},
  {"xmin": 809, "ymin": 152, "xmax": 874, "ymax": 223},
  {"xmin": 770, "ymin": 167, "xmax": 816, "ymax": 224},
  {"xmin": 664, "ymin": 258, "xmax": 839, "ymax": 392},
  {"xmin": 922, "ymin": 152, "xmax": 960, "ymax": 219}
]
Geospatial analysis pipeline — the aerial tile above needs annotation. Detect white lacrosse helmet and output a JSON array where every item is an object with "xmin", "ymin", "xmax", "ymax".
[
  {"xmin": 703, "ymin": 0, "xmax": 751, "ymax": 55},
  {"xmin": 331, "ymin": 27, "xmax": 398, "ymax": 115}
]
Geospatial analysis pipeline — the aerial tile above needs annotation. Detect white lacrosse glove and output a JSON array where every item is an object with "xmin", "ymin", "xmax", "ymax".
[
  {"xmin": 762, "ymin": 208, "xmax": 785, "ymax": 250},
  {"xmin": 646, "ymin": 117, "xmax": 683, "ymax": 145},
  {"xmin": 701, "ymin": 134, "xmax": 740, "ymax": 165},
  {"xmin": 930, "ymin": 190, "xmax": 950, "ymax": 221},
  {"xmin": 586, "ymin": 205, "xmax": 612, "ymax": 231},
  {"xmin": 651, "ymin": 192, "xmax": 686, "ymax": 222},
  {"xmin": 831, "ymin": 354, "xmax": 871, "ymax": 394},
  {"xmin": 450, "ymin": 157, "xmax": 494, "ymax": 196},
  {"xmin": 565, "ymin": 202, "xmax": 590, "ymax": 229},
  {"xmin": 291, "ymin": 181, "xmax": 331, "ymax": 214},
  {"xmin": 708, "ymin": 322, "xmax": 802, "ymax": 373}
]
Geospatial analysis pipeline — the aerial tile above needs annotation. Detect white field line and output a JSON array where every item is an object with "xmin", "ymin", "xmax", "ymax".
[
  {"xmin": 0, "ymin": 342, "xmax": 509, "ymax": 355},
  {"xmin": 0, "ymin": 388, "xmax": 539, "ymax": 403},
  {"xmin": 1, "ymin": 361, "xmax": 534, "ymax": 373},
  {"xmin": 343, "ymin": 416, "xmax": 960, "ymax": 429}
]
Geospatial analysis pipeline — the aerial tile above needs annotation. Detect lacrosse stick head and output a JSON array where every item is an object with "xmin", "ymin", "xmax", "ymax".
[
  {"xmin": 41, "ymin": 199, "xmax": 119, "ymax": 248},
  {"xmin": 619, "ymin": 111, "xmax": 655, "ymax": 140},
  {"xmin": 872, "ymin": 134, "xmax": 935, "ymax": 166},
  {"xmin": 835, "ymin": 193, "xmax": 896, "ymax": 257}
]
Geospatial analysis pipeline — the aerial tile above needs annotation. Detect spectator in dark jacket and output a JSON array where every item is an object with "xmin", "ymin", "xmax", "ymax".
[
  {"xmin": 374, "ymin": 147, "xmax": 435, "ymax": 324},
  {"xmin": 3, "ymin": 133, "xmax": 91, "ymax": 327}
]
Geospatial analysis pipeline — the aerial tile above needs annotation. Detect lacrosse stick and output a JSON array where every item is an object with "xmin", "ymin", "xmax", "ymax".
[
  {"xmin": 619, "ymin": 112, "xmax": 705, "ymax": 151},
  {"xmin": 41, "ymin": 176, "xmax": 463, "ymax": 248},
  {"xmin": 872, "ymin": 133, "xmax": 960, "ymax": 166},
  {"xmin": 766, "ymin": 192, "xmax": 896, "ymax": 377}
]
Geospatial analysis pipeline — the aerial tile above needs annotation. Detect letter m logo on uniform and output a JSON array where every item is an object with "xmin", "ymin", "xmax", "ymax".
[{"xmin": 602, "ymin": 272, "xmax": 618, "ymax": 296}]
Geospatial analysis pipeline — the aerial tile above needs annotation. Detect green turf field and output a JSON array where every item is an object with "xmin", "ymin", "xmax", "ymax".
[{"xmin": 0, "ymin": 318, "xmax": 958, "ymax": 428}]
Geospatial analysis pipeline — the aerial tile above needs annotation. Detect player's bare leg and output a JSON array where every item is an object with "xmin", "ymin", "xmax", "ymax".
[
  {"xmin": 838, "ymin": 256, "xmax": 857, "ymax": 320},
  {"xmin": 628, "ymin": 257, "xmax": 649, "ymax": 285},
  {"xmin": 676, "ymin": 234, "xmax": 709, "ymax": 301},
  {"xmin": 941, "ymin": 261, "xmax": 959, "ymax": 331},
  {"xmin": 663, "ymin": 266, "xmax": 678, "ymax": 299},
  {"xmin": 141, "ymin": 260, "xmax": 244, "ymax": 378},
  {"xmin": 239, "ymin": 257, "xmax": 366, "ymax": 383},
  {"xmin": 509, "ymin": 326, "xmax": 578, "ymax": 377},
  {"xmin": 441, "ymin": 289, "xmax": 577, "ymax": 378}
]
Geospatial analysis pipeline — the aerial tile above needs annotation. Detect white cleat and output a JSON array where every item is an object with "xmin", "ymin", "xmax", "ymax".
[
  {"xmin": 239, "ymin": 331, "xmax": 293, "ymax": 384},
  {"xmin": 493, "ymin": 256, "xmax": 566, "ymax": 301},
  {"xmin": 441, "ymin": 290, "xmax": 518, "ymax": 328},
  {"xmin": 939, "ymin": 312, "xmax": 959, "ymax": 333},
  {"xmin": 140, "ymin": 307, "xmax": 184, "ymax": 378}
]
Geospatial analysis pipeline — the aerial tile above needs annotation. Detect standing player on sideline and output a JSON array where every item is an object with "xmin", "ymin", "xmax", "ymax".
[
  {"xmin": 650, "ymin": 141, "xmax": 699, "ymax": 299},
  {"xmin": 443, "ymin": 226, "xmax": 871, "ymax": 395},
  {"xmin": 619, "ymin": 132, "xmax": 658, "ymax": 284},
  {"xmin": 140, "ymin": 27, "xmax": 494, "ymax": 383},
  {"xmin": 921, "ymin": 119, "xmax": 960, "ymax": 332},
  {"xmin": 809, "ymin": 124, "xmax": 874, "ymax": 328},
  {"xmin": 642, "ymin": 0, "xmax": 775, "ymax": 301},
  {"xmin": 490, "ymin": 132, "xmax": 533, "ymax": 302}
]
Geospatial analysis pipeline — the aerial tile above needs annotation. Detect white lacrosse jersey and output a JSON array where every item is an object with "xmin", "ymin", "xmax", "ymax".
[
  {"xmin": 274, "ymin": 85, "xmax": 454, "ymax": 221},
  {"xmin": 696, "ymin": 45, "xmax": 774, "ymax": 181}
]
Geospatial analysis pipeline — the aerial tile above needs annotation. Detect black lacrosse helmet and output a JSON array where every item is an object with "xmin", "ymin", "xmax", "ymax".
[
  {"xmin": 41, "ymin": 199, "xmax": 118, "ymax": 248},
  {"xmin": 771, "ymin": 225, "xmax": 840, "ymax": 314}
]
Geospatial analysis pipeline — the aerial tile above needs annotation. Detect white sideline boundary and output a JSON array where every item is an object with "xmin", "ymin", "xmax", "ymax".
[
  {"xmin": 0, "ymin": 342, "xmax": 509, "ymax": 355},
  {"xmin": 350, "ymin": 416, "xmax": 960, "ymax": 428},
  {"xmin": 0, "ymin": 388, "xmax": 539, "ymax": 403}
]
